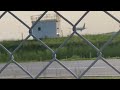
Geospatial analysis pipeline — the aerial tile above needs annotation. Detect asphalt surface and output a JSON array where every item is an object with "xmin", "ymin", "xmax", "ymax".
[{"xmin": 0, "ymin": 59, "xmax": 120, "ymax": 78}]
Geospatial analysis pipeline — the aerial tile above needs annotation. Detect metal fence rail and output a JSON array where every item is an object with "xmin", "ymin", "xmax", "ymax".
[{"xmin": 0, "ymin": 11, "xmax": 120, "ymax": 79}]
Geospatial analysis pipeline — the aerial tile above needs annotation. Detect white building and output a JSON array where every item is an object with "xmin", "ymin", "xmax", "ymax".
[{"xmin": 31, "ymin": 13, "xmax": 62, "ymax": 39}]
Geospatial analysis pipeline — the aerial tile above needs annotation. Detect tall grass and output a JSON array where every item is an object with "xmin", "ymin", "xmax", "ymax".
[{"xmin": 0, "ymin": 33, "xmax": 120, "ymax": 63}]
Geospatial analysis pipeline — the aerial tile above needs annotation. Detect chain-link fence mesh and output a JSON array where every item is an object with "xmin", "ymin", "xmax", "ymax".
[{"xmin": 0, "ymin": 11, "xmax": 120, "ymax": 79}]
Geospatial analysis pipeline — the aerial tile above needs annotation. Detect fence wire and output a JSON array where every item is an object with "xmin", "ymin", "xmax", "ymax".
[{"xmin": 0, "ymin": 11, "xmax": 120, "ymax": 79}]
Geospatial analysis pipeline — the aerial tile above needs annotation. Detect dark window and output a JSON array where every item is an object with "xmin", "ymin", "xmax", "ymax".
[{"xmin": 38, "ymin": 27, "xmax": 41, "ymax": 31}]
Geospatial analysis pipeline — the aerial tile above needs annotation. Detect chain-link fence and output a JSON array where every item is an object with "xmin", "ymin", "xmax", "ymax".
[{"xmin": 0, "ymin": 11, "xmax": 120, "ymax": 79}]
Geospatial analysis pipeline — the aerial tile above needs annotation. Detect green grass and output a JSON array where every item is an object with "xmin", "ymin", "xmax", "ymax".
[{"xmin": 0, "ymin": 33, "xmax": 120, "ymax": 63}]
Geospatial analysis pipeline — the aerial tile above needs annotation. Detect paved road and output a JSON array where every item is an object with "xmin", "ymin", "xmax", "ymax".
[{"xmin": 0, "ymin": 59, "xmax": 120, "ymax": 78}]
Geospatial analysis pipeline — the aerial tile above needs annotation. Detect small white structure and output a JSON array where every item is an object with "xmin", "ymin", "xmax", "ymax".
[{"xmin": 31, "ymin": 13, "xmax": 62, "ymax": 39}]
